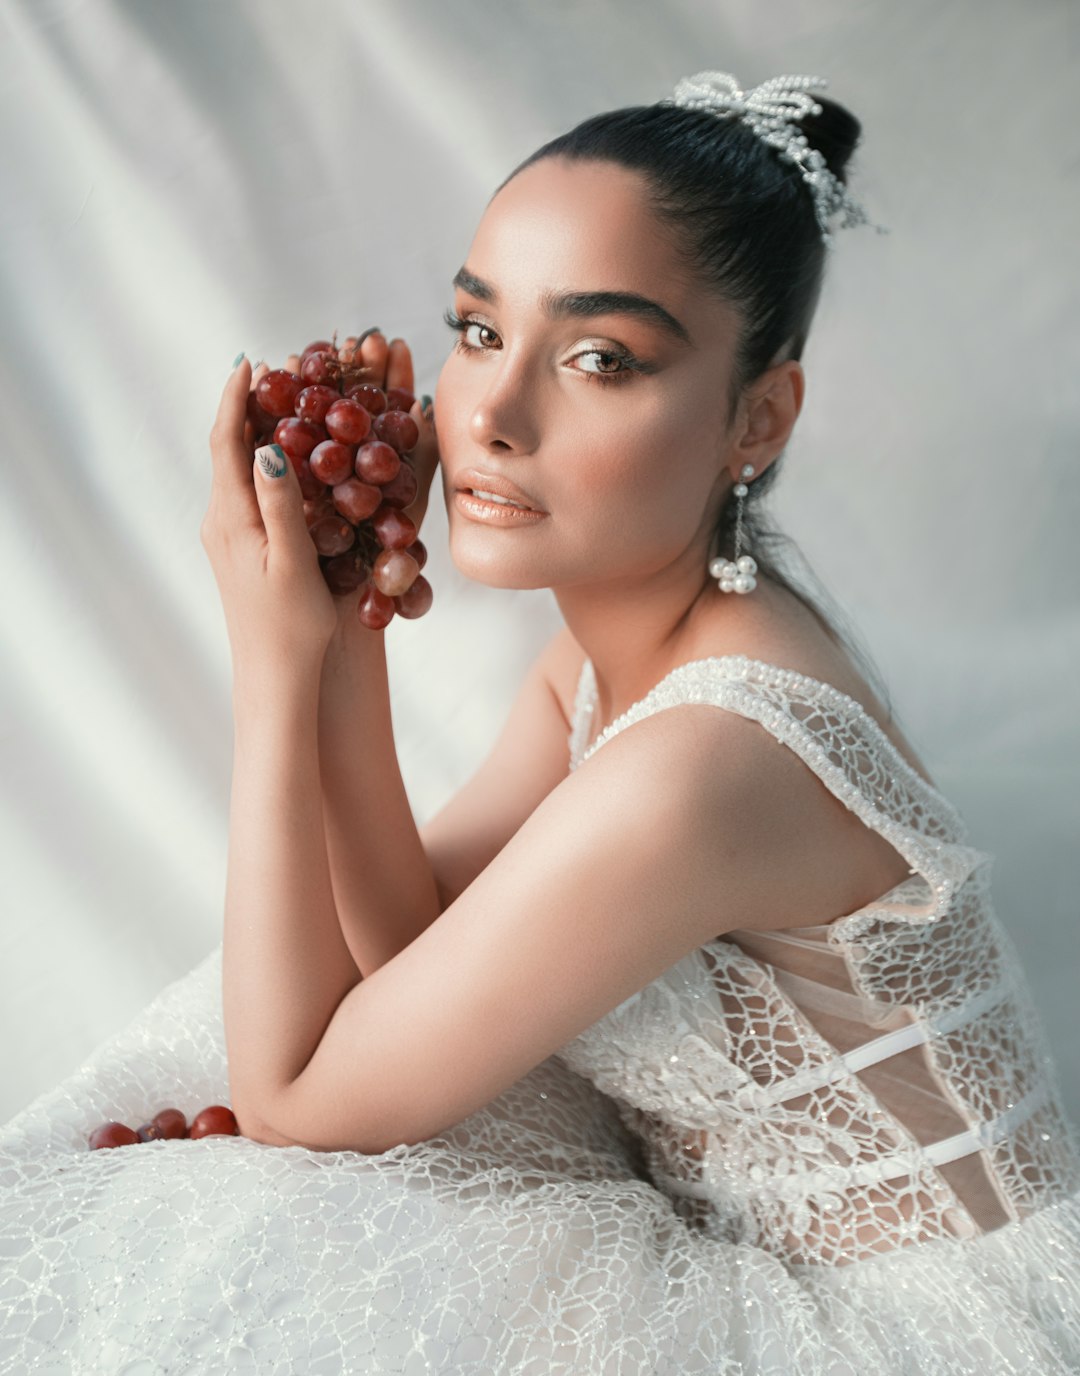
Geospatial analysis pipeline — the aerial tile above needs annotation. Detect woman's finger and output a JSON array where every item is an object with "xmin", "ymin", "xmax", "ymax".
[
  {"xmin": 252, "ymin": 441, "xmax": 311, "ymax": 553},
  {"xmin": 386, "ymin": 338, "xmax": 414, "ymax": 395},
  {"xmin": 209, "ymin": 359, "xmax": 261, "ymax": 518},
  {"xmin": 359, "ymin": 330, "xmax": 390, "ymax": 390},
  {"xmin": 338, "ymin": 327, "xmax": 381, "ymax": 368},
  {"xmin": 403, "ymin": 395, "xmax": 439, "ymax": 530}
]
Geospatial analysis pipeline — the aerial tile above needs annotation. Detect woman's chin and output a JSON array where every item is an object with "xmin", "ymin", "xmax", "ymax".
[{"xmin": 447, "ymin": 540, "xmax": 552, "ymax": 590}]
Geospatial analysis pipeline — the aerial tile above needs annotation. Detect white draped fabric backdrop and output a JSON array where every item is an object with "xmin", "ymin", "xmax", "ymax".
[{"xmin": 1, "ymin": 0, "xmax": 1077, "ymax": 1124}]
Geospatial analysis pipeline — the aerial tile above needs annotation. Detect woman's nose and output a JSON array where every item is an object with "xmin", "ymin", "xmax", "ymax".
[{"xmin": 469, "ymin": 375, "xmax": 539, "ymax": 454}]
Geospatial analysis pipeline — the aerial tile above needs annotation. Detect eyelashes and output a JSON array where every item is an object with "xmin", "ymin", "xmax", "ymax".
[{"xmin": 441, "ymin": 308, "xmax": 644, "ymax": 387}]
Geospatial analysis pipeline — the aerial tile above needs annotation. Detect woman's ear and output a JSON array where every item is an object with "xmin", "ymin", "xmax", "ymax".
[{"xmin": 731, "ymin": 360, "xmax": 804, "ymax": 478}]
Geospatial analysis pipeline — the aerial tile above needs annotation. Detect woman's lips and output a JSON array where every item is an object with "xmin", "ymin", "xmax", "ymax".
[{"xmin": 454, "ymin": 491, "xmax": 549, "ymax": 524}]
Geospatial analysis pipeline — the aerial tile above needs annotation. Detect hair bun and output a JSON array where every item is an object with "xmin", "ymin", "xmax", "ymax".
[{"xmin": 793, "ymin": 94, "xmax": 862, "ymax": 186}]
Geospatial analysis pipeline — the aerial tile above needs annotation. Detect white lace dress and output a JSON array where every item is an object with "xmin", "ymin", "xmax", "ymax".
[{"xmin": 2, "ymin": 654, "xmax": 1079, "ymax": 1374}]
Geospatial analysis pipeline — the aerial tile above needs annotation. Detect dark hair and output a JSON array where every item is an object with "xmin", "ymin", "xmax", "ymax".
[{"xmin": 494, "ymin": 90, "xmax": 894, "ymax": 718}]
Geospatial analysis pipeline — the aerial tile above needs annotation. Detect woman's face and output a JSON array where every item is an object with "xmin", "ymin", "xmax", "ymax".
[{"xmin": 434, "ymin": 156, "xmax": 747, "ymax": 593}]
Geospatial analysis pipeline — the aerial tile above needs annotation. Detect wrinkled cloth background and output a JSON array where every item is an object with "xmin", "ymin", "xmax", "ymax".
[{"xmin": 1, "ymin": 0, "xmax": 1077, "ymax": 1124}]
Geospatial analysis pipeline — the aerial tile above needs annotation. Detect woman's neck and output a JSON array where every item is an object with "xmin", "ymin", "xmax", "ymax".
[{"xmin": 558, "ymin": 571, "xmax": 772, "ymax": 734}]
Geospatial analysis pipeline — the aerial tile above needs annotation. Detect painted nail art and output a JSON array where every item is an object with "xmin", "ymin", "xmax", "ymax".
[{"xmin": 255, "ymin": 443, "xmax": 288, "ymax": 479}]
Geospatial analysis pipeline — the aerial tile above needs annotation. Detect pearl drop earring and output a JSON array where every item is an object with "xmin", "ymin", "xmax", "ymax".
[{"xmin": 709, "ymin": 463, "xmax": 758, "ymax": 594}]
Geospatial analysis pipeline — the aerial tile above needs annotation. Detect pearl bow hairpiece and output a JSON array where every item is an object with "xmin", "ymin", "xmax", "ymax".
[{"xmin": 661, "ymin": 71, "xmax": 889, "ymax": 248}]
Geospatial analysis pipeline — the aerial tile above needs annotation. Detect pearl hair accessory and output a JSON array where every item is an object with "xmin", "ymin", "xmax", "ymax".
[
  {"xmin": 661, "ymin": 71, "xmax": 889, "ymax": 249},
  {"xmin": 710, "ymin": 464, "xmax": 758, "ymax": 594}
]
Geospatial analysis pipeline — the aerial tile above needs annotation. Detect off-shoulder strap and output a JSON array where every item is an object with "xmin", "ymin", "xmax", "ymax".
[{"xmin": 568, "ymin": 654, "xmax": 989, "ymax": 926}]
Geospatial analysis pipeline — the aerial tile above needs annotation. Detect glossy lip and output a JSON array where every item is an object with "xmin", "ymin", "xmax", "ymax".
[
  {"xmin": 454, "ymin": 491, "xmax": 548, "ymax": 524},
  {"xmin": 453, "ymin": 467, "xmax": 545, "ymax": 514}
]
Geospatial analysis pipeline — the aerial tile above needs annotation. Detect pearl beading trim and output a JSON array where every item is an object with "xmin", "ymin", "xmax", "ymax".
[{"xmin": 661, "ymin": 71, "xmax": 891, "ymax": 249}]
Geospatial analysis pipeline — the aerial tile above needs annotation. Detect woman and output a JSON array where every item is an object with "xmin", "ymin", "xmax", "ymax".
[{"xmin": 3, "ymin": 71, "xmax": 1079, "ymax": 1374}]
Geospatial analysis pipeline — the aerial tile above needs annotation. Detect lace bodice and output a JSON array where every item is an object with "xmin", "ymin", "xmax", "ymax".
[{"xmin": 555, "ymin": 654, "xmax": 1080, "ymax": 1267}]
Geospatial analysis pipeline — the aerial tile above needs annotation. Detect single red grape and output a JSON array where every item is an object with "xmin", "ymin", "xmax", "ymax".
[
  {"xmin": 300, "ymin": 339, "xmax": 334, "ymax": 362},
  {"xmin": 377, "ymin": 458, "xmax": 418, "ymax": 509},
  {"xmin": 189, "ymin": 1105, "xmax": 239, "ymax": 1139},
  {"xmin": 393, "ymin": 574, "xmax": 433, "ymax": 619},
  {"xmin": 332, "ymin": 477, "xmax": 383, "ymax": 524},
  {"xmin": 295, "ymin": 384, "xmax": 341, "ymax": 426},
  {"xmin": 405, "ymin": 538, "xmax": 427, "ymax": 571},
  {"xmin": 373, "ymin": 410, "xmax": 419, "ymax": 455},
  {"xmin": 309, "ymin": 514, "xmax": 357, "ymax": 557},
  {"xmin": 300, "ymin": 351, "xmax": 339, "ymax": 386},
  {"xmin": 152, "ymin": 1107, "xmax": 188, "ymax": 1139},
  {"xmin": 88, "ymin": 1122, "xmax": 140, "ymax": 1150},
  {"xmin": 256, "ymin": 369, "xmax": 304, "ymax": 419},
  {"xmin": 344, "ymin": 382, "xmax": 387, "ymax": 415},
  {"xmin": 273, "ymin": 417, "xmax": 326, "ymax": 463},
  {"xmin": 357, "ymin": 584, "xmax": 396, "ymax": 630},
  {"xmin": 372, "ymin": 548, "xmax": 420, "ymax": 597},
  {"xmin": 310, "ymin": 440, "xmax": 356, "ymax": 487},
  {"xmin": 325, "ymin": 398, "xmax": 373, "ymax": 445},
  {"xmin": 370, "ymin": 504, "xmax": 417, "ymax": 550},
  {"xmin": 323, "ymin": 549, "xmax": 370, "ymax": 595},
  {"xmin": 354, "ymin": 439, "xmax": 400, "ymax": 486}
]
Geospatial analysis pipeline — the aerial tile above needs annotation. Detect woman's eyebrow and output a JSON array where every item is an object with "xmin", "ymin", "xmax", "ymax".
[{"xmin": 451, "ymin": 266, "xmax": 693, "ymax": 346}]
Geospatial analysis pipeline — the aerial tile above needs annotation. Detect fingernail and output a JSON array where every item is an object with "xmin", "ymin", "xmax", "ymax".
[
  {"xmin": 420, "ymin": 394, "xmax": 433, "ymax": 418},
  {"xmin": 357, "ymin": 327, "xmax": 382, "ymax": 345},
  {"xmin": 232, "ymin": 352, "xmax": 246, "ymax": 369},
  {"xmin": 255, "ymin": 443, "xmax": 288, "ymax": 479}
]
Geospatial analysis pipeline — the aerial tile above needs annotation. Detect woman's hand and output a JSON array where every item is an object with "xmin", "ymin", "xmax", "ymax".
[
  {"xmin": 201, "ymin": 357, "xmax": 338, "ymax": 681},
  {"xmin": 251, "ymin": 329, "xmax": 440, "ymax": 642},
  {"xmin": 336, "ymin": 328, "xmax": 440, "ymax": 537}
]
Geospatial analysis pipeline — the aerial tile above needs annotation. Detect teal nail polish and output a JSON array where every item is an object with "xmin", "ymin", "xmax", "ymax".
[
  {"xmin": 255, "ymin": 443, "xmax": 288, "ymax": 479},
  {"xmin": 420, "ymin": 394, "xmax": 433, "ymax": 417},
  {"xmin": 232, "ymin": 351, "xmax": 246, "ymax": 368}
]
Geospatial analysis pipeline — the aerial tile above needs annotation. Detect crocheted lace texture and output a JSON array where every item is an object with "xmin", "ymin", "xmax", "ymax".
[{"xmin": 559, "ymin": 655, "xmax": 1080, "ymax": 1265}]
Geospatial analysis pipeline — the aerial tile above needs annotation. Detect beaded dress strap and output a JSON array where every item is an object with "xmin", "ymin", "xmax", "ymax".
[{"xmin": 567, "ymin": 654, "xmax": 989, "ymax": 926}]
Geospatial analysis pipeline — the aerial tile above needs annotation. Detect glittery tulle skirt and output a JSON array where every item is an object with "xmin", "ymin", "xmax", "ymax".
[{"xmin": 2, "ymin": 943, "xmax": 1080, "ymax": 1374}]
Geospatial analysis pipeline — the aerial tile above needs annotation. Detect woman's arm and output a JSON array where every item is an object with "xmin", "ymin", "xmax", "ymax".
[
  {"xmin": 317, "ymin": 621, "xmax": 442, "ymax": 975},
  {"xmin": 250, "ymin": 701, "xmax": 795, "ymax": 1154},
  {"xmin": 205, "ymin": 354, "xmax": 440, "ymax": 1137},
  {"xmin": 224, "ymin": 662, "xmax": 362, "ymax": 1134},
  {"xmin": 245, "ymin": 341, "xmax": 443, "ymax": 980}
]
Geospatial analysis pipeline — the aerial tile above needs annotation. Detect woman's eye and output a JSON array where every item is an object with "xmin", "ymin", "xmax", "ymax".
[
  {"xmin": 463, "ymin": 321, "xmax": 497, "ymax": 350},
  {"xmin": 441, "ymin": 307, "xmax": 642, "ymax": 386},
  {"xmin": 443, "ymin": 309, "xmax": 493, "ymax": 353},
  {"xmin": 575, "ymin": 351, "xmax": 629, "ymax": 380}
]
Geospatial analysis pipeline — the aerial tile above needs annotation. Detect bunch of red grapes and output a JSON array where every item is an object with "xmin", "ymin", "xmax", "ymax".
[
  {"xmin": 88, "ymin": 1103, "xmax": 239, "ymax": 1149},
  {"xmin": 249, "ymin": 334, "xmax": 433, "ymax": 631}
]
